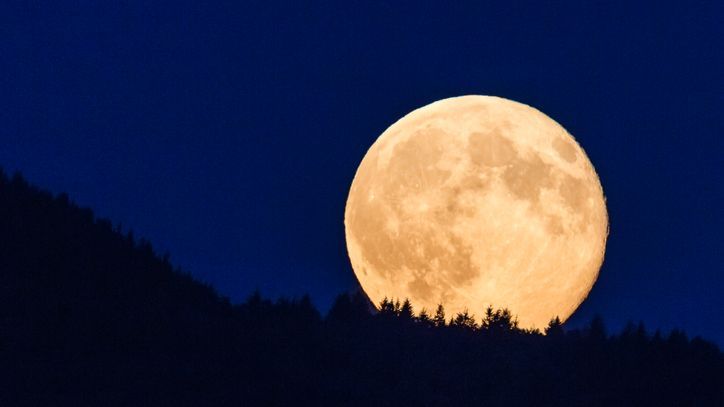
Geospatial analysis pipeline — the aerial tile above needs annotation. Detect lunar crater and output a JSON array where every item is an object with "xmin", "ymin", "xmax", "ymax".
[
  {"xmin": 468, "ymin": 130, "xmax": 517, "ymax": 167},
  {"xmin": 553, "ymin": 137, "xmax": 578, "ymax": 163}
]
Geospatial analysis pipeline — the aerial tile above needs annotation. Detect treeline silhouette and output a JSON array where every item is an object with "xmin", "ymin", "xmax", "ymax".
[{"xmin": 0, "ymin": 169, "xmax": 721, "ymax": 406}]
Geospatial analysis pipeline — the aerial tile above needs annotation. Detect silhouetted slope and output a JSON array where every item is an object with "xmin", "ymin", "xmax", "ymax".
[
  {"xmin": 0, "ymin": 169, "xmax": 721, "ymax": 406},
  {"xmin": 0, "ymin": 170, "xmax": 230, "ymax": 344},
  {"xmin": 0, "ymin": 170, "xmax": 240, "ymax": 405}
]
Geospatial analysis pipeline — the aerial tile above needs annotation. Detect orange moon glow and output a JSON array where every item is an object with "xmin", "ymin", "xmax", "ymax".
[{"xmin": 344, "ymin": 96, "xmax": 608, "ymax": 329}]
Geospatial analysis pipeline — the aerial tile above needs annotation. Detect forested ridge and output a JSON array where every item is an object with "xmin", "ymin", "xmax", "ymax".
[{"xmin": 0, "ymin": 169, "xmax": 721, "ymax": 406}]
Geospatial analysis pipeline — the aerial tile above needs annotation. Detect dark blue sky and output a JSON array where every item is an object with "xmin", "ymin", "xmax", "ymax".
[{"xmin": 1, "ymin": 1, "xmax": 722, "ymax": 342}]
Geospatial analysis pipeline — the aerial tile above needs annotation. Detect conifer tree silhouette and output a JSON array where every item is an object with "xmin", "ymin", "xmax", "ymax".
[
  {"xmin": 545, "ymin": 316, "xmax": 564, "ymax": 337},
  {"xmin": 481, "ymin": 306, "xmax": 518, "ymax": 334},
  {"xmin": 416, "ymin": 308, "xmax": 433, "ymax": 327},
  {"xmin": 450, "ymin": 309, "xmax": 478, "ymax": 330},
  {"xmin": 379, "ymin": 297, "xmax": 397, "ymax": 317},
  {"xmin": 399, "ymin": 298, "xmax": 414, "ymax": 321},
  {"xmin": 433, "ymin": 304, "xmax": 447, "ymax": 327}
]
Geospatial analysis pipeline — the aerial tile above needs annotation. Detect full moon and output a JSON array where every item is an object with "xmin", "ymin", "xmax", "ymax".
[{"xmin": 344, "ymin": 95, "xmax": 608, "ymax": 329}]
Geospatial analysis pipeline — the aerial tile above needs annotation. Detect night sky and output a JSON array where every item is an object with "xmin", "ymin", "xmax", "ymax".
[{"xmin": 1, "ymin": 2, "xmax": 722, "ymax": 343}]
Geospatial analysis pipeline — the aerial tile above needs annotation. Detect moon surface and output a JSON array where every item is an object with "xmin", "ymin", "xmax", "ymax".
[{"xmin": 344, "ymin": 95, "xmax": 608, "ymax": 329}]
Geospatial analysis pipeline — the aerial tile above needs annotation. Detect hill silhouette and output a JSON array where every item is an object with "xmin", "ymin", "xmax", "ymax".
[{"xmin": 0, "ymin": 169, "xmax": 721, "ymax": 406}]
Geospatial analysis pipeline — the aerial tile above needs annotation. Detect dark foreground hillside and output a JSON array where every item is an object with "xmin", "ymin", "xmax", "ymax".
[{"xmin": 0, "ymin": 169, "xmax": 722, "ymax": 406}]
